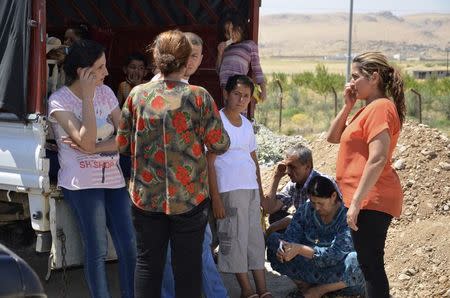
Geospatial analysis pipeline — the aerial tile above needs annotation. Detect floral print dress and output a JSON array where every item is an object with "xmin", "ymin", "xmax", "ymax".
[{"xmin": 117, "ymin": 80, "xmax": 230, "ymax": 215}]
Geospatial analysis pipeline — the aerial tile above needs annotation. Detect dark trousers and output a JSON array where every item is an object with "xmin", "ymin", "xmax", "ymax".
[
  {"xmin": 351, "ymin": 209, "xmax": 392, "ymax": 298},
  {"xmin": 133, "ymin": 199, "xmax": 209, "ymax": 298}
]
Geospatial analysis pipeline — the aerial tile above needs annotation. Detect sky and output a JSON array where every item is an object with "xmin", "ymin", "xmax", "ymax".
[{"xmin": 260, "ymin": 0, "xmax": 450, "ymax": 15}]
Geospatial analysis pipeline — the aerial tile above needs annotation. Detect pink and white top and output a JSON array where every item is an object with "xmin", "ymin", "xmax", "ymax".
[{"xmin": 48, "ymin": 85, "xmax": 125, "ymax": 190}]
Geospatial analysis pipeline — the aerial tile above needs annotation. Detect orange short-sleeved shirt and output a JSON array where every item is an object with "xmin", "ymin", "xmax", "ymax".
[{"xmin": 336, "ymin": 98, "xmax": 403, "ymax": 217}]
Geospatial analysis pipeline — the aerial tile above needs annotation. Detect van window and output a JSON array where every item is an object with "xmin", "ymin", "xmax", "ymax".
[{"xmin": 0, "ymin": 1, "xmax": 31, "ymax": 120}]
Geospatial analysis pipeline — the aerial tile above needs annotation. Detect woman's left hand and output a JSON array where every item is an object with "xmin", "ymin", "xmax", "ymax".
[
  {"xmin": 281, "ymin": 242, "xmax": 299, "ymax": 262},
  {"xmin": 347, "ymin": 202, "xmax": 361, "ymax": 231}
]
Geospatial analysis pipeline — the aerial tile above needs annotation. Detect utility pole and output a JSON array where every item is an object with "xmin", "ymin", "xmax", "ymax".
[{"xmin": 346, "ymin": 0, "xmax": 354, "ymax": 82}]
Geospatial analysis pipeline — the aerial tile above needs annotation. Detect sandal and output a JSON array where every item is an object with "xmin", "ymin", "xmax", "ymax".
[
  {"xmin": 244, "ymin": 295, "xmax": 259, "ymax": 298},
  {"xmin": 259, "ymin": 292, "xmax": 273, "ymax": 298}
]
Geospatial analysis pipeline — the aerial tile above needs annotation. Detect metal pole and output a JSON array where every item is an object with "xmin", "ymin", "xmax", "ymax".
[
  {"xmin": 447, "ymin": 48, "xmax": 449, "ymax": 76},
  {"xmin": 276, "ymin": 79, "xmax": 283, "ymax": 132},
  {"xmin": 346, "ymin": 0, "xmax": 354, "ymax": 82},
  {"xmin": 411, "ymin": 89, "xmax": 422, "ymax": 124}
]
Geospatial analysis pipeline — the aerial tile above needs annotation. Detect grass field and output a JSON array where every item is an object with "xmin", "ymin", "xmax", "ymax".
[
  {"xmin": 260, "ymin": 57, "xmax": 450, "ymax": 75},
  {"xmin": 257, "ymin": 58, "xmax": 450, "ymax": 136}
]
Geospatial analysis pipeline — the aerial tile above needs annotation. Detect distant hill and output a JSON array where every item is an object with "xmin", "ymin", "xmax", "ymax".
[{"xmin": 259, "ymin": 12, "xmax": 450, "ymax": 59}]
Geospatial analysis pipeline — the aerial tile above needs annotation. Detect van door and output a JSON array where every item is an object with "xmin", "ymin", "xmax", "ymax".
[{"xmin": 0, "ymin": 0, "xmax": 50, "ymax": 245}]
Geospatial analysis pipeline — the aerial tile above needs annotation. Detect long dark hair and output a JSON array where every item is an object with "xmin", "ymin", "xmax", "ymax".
[
  {"xmin": 353, "ymin": 52, "xmax": 406, "ymax": 126},
  {"xmin": 307, "ymin": 175, "xmax": 342, "ymax": 200},
  {"xmin": 218, "ymin": 9, "xmax": 249, "ymax": 42},
  {"xmin": 63, "ymin": 40, "xmax": 105, "ymax": 86}
]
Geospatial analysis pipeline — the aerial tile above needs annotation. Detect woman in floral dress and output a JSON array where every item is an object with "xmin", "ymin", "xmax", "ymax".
[{"xmin": 116, "ymin": 30, "xmax": 230, "ymax": 298}]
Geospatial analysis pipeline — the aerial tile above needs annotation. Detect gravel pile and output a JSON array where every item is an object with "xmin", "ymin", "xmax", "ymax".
[
  {"xmin": 256, "ymin": 120, "xmax": 450, "ymax": 297},
  {"xmin": 255, "ymin": 124, "xmax": 308, "ymax": 166}
]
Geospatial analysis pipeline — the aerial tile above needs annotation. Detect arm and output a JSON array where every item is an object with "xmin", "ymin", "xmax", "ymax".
[
  {"xmin": 95, "ymin": 107, "xmax": 123, "ymax": 153},
  {"xmin": 266, "ymin": 216, "xmax": 292, "ymax": 237},
  {"xmin": 116, "ymin": 85, "xmax": 125, "ymax": 108},
  {"xmin": 347, "ymin": 130, "xmax": 391, "ymax": 230},
  {"xmin": 61, "ymin": 105, "xmax": 124, "ymax": 154},
  {"xmin": 326, "ymin": 82, "xmax": 357, "ymax": 143},
  {"xmin": 250, "ymin": 151, "xmax": 265, "ymax": 203},
  {"xmin": 258, "ymin": 81, "xmax": 267, "ymax": 102},
  {"xmin": 280, "ymin": 214, "xmax": 355, "ymax": 267},
  {"xmin": 281, "ymin": 226, "xmax": 353, "ymax": 267},
  {"xmin": 249, "ymin": 41, "xmax": 266, "ymax": 101},
  {"xmin": 202, "ymin": 92, "xmax": 230, "ymax": 154},
  {"xmin": 52, "ymin": 68, "xmax": 97, "ymax": 153},
  {"xmin": 215, "ymin": 42, "xmax": 227, "ymax": 73},
  {"xmin": 274, "ymin": 208, "xmax": 313, "ymax": 261},
  {"xmin": 279, "ymin": 241, "xmax": 314, "ymax": 262},
  {"xmin": 260, "ymin": 163, "xmax": 287, "ymax": 214},
  {"xmin": 116, "ymin": 94, "xmax": 134, "ymax": 155},
  {"xmin": 207, "ymin": 152, "xmax": 225, "ymax": 219}
]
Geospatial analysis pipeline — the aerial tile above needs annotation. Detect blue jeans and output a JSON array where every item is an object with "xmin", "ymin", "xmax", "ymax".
[
  {"xmin": 161, "ymin": 224, "xmax": 228, "ymax": 298},
  {"xmin": 62, "ymin": 187, "xmax": 136, "ymax": 298}
]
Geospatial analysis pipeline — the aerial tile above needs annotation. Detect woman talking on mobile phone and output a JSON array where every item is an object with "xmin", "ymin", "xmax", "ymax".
[
  {"xmin": 327, "ymin": 52, "xmax": 405, "ymax": 298},
  {"xmin": 48, "ymin": 40, "xmax": 136, "ymax": 298}
]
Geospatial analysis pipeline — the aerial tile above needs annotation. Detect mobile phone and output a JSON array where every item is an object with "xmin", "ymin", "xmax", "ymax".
[{"xmin": 279, "ymin": 240, "xmax": 285, "ymax": 252}]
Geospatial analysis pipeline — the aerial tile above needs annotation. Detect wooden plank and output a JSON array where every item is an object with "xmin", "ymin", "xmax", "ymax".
[
  {"xmin": 85, "ymin": 0, "xmax": 111, "ymax": 26},
  {"xmin": 223, "ymin": 0, "xmax": 237, "ymax": 11},
  {"xmin": 28, "ymin": 0, "xmax": 46, "ymax": 114},
  {"xmin": 128, "ymin": 0, "xmax": 153, "ymax": 25},
  {"xmin": 0, "ymin": 213, "xmax": 28, "ymax": 222},
  {"xmin": 174, "ymin": 0, "xmax": 197, "ymax": 25},
  {"xmin": 198, "ymin": 0, "xmax": 219, "ymax": 22},
  {"xmin": 147, "ymin": 0, "xmax": 176, "ymax": 26},
  {"xmin": 66, "ymin": 0, "xmax": 89, "ymax": 23},
  {"xmin": 249, "ymin": 0, "xmax": 260, "ymax": 42},
  {"xmin": 109, "ymin": 0, "xmax": 132, "ymax": 25},
  {"xmin": 46, "ymin": 0, "xmax": 66, "ymax": 25}
]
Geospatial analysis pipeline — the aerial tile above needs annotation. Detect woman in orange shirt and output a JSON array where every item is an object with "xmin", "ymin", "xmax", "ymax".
[{"xmin": 327, "ymin": 52, "xmax": 405, "ymax": 298}]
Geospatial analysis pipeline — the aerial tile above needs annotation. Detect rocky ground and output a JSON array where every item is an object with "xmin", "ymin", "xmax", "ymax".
[
  {"xmin": 1, "ymin": 120, "xmax": 448, "ymax": 297},
  {"xmin": 256, "ymin": 120, "xmax": 450, "ymax": 297}
]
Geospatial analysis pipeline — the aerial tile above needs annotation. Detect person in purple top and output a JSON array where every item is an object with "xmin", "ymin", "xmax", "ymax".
[{"xmin": 216, "ymin": 9, "xmax": 266, "ymax": 119}]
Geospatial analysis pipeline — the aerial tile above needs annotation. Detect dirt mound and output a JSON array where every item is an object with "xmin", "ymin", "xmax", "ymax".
[{"xmin": 258, "ymin": 120, "xmax": 450, "ymax": 297}]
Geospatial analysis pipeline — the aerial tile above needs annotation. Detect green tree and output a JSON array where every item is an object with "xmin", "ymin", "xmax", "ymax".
[
  {"xmin": 309, "ymin": 64, "xmax": 345, "ymax": 116},
  {"xmin": 292, "ymin": 71, "xmax": 314, "ymax": 89}
]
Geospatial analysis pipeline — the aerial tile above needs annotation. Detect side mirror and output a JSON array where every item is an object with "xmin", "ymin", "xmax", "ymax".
[{"xmin": 0, "ymin": 243, "xmax": 46, "ymax": 298}]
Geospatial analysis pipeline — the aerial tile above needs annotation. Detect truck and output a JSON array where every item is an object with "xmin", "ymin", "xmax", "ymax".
[{"xmin": 0, "ymin": 0, "xmax": 261, "ymax": 274}]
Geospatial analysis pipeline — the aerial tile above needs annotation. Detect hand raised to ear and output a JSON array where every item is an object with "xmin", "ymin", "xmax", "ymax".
[{"xmin": 77, "ymin": 67, "xmax": 97, "ymax": 101}]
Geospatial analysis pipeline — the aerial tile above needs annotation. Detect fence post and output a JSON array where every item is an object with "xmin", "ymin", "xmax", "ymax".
[
  {"xmin": 411, "ymin": 89, "xmax": 422, "ymax": 124},
  {"xmin": 276, "ymin": 79, "xmax": 283, "ymax": 132},
  {"xmin": 331, "ymin": 87, "xmax": 338, "ymax": 116}
]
